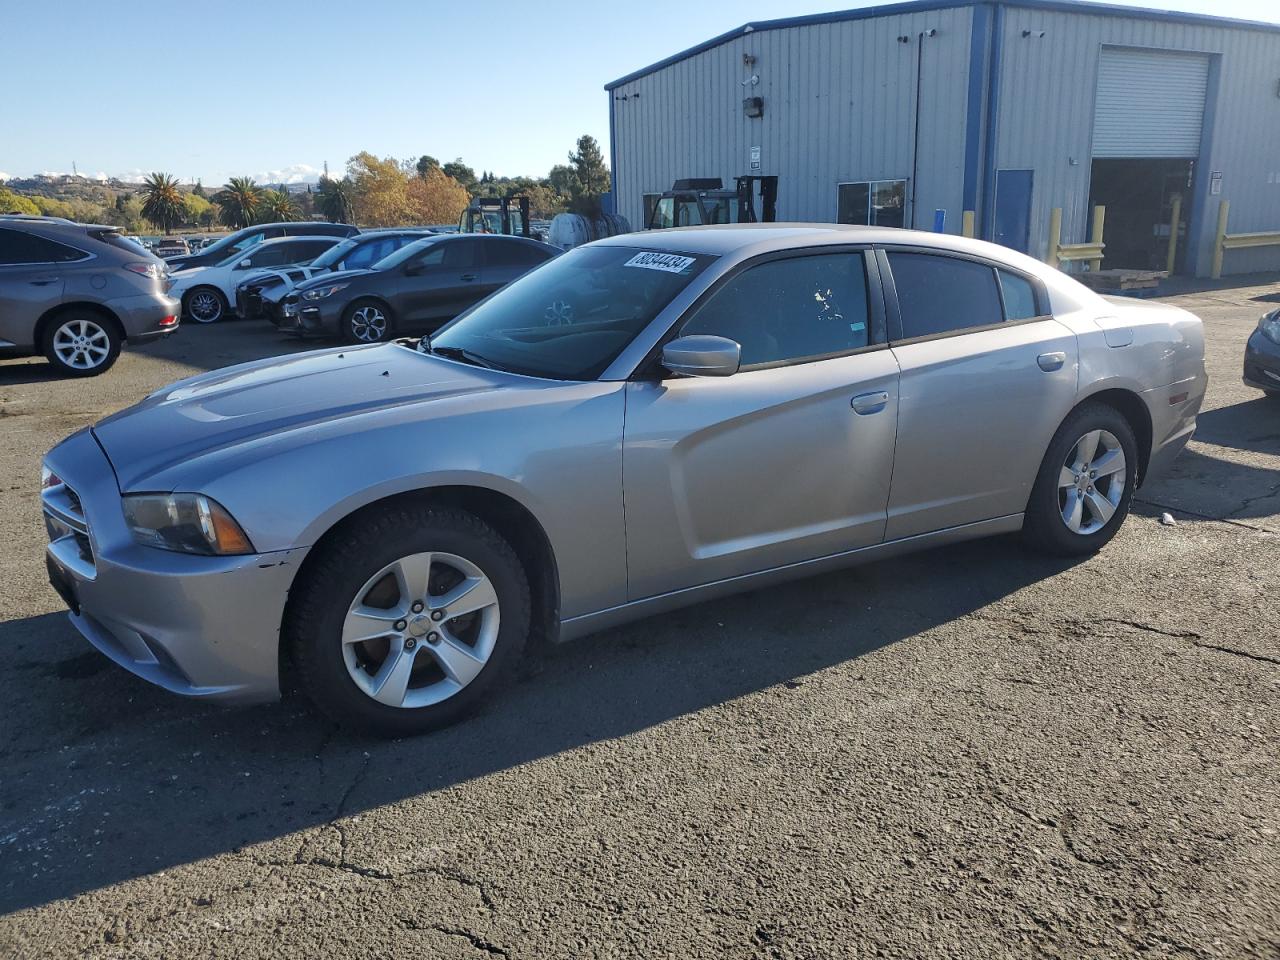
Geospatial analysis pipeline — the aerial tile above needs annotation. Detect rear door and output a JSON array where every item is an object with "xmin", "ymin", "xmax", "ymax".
[
  {"xmin": 0, "ymin": 227, "xmax": 70, "ymax": 349},
  {"xmin": 880, "ymin": 248, "xmax": 1078, "ymax": 540}
]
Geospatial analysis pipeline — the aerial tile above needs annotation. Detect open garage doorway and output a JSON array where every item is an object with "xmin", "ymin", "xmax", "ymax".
[{"xmin": 1087, "ymin": 158, "xmax": 1194, "ymax": 272}]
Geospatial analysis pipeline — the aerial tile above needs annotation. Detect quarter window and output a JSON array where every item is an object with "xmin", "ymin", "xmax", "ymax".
[
  {"xmin": 888, "ymin": 252, "xmax": 1005, "ymax": 339},
  {"xmin": 999, "ymin": 269, "xmax": 1040, "ymax": 320},
  {"xmin": 837, "ymin": 180, "xmax": 907, "ymax": 229},
  {"xmin": 681, "ymin": 254, "xmax": 871, "ymax": 368}
]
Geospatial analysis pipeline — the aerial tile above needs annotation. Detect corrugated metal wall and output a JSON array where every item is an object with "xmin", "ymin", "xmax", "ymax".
[
  {"xmin": 996, "ymin": 6, "xmax": 1280, "ymax": 274},
  {"xmin": 609, "ymin": 6, "xmax": 976, "ymax": 236}
]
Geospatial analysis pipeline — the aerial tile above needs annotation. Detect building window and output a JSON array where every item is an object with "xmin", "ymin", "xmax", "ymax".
[{"xmin": 837, "ymin": 180, "xmax": 907, "ymax": 229}]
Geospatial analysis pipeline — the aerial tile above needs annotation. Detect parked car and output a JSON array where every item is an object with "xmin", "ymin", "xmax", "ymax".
[
  {"xmin": 0, "ymin": 217, "xmax": 178, "ymax": 376},
  {"xmin": 280, "ymin": 234, "xmax": 558, "ymax": 343},
  {"xmin": 153, "ymin": 237, "xmax": 190, "ymax": 258},
  {"xmin": 40, "ymin": 224, "xmax": 1206, "ymax": 735},
  {"xmin": 170, "ymin": 235, "xmax": 342, "ymax": 323},
  {"xmin": 163, "ymin": 221, "xmax": 357, "ymax": 271},
  {"xmin": 237, "ymin": 229, "xmax": 435, "ymax": 322},
  {"xmin": 1243, "ymin": 307, "xmax": 1280, "ymax": 400}
]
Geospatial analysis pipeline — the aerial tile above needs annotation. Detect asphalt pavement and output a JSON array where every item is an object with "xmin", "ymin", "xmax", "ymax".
[{"xmin": 1, "ymin": 278, "xmax": 1278, "ymax": 958}]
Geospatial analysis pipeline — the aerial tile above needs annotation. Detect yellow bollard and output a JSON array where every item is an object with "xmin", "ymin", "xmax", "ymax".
[
  {"xmin": 1211, "ymin": 200, "xmax": 1230, "ymax": 279},
  {"xmin": 1089, "ymin": 205, "xmax": 1106, "ymax": 272},
  {"xmin": 961, "ymin": 210, "xmax": 976, "ymax": 239},
  {"xmin": 1166, "ymin": 195, "xmax": 1182, "ymax": 275},
  {"xmin": 1048, "ymin": 207, "xmax": 1063, "ymax": 269}
]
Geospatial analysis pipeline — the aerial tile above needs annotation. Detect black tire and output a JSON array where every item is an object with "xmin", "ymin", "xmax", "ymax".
[
  {"xmin": 286, "ymin": 503, "xmax": 531, "ymax": 738},
  {"xmin": 42, "ymin": 311, "xmax": 122, "ymax": 377},
  {"xmin": 1022, "ymin": 401, "xmax": 1139, "ymax": 556},
  {"xmin": 342, "ymin": 299, "xmax": 394, "ymax": 344},
  {"xmin": 1263, "ymin": 389, "xmax": 1280, "ymax": 401},
  {"xmin": 184, "ymin": 286, "xmax": 228, "ymax": 324}
]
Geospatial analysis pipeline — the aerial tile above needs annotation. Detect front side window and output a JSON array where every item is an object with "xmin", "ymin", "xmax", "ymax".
[
  {"xmin": 341, "ymin": 238, "xmax": 392, "ymax": 270},
  {"xmin": 680, "ymin": 253, "xmax": 871, "ymax": 368},
  {"xmin": 888, "ymin": 252, "xmax": 1004, "ymax": 339},
  {"xmin": 427, "ymin": 245, "xmax": 714, "ymax": 380},
  {"xmin": 837, "ymin": 180, "xmax": 907, "ymax": 229}
]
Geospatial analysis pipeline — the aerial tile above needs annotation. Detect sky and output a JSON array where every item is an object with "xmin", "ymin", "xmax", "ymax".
[{"xmin": 0, "ymin": 0, "xmax": 1276, "ymax": 186}]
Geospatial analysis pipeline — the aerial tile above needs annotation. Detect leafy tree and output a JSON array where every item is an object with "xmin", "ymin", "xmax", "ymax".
[
  {"xmin": 184, "ymin": 192, "xmax": 212, "ymax": 225},
  {"xmin": 347, "ymin": 152, "xmax": 410, "ymax": 226},
  {"xmin": 442, "ymin": 159, "xmax": 478, "ymax": 193},
  {"xmin": 406, "ymin": 167, "xmax": 470, "ymax": 225},
  {"xmin": 0, "ymin": 187, "xmax": 40, "ymax": 215},
  {"xmin": 31, "ymin": 195, "xmax": 76, "ymax": 219},
  {"xmin": 567, "ymin": 135, "xmax": 610, "ymax": 214},
  {"xmin": 415, "ymin": 155, "xmax": 440, "ymax": 179},
  {"xmin": 317, "ymin": 176, "xmax": 355, "ymax": 224},
  {"xmin": 140, "ymin": 172, "xmax": 185, "ymax": 234},
  {"xmin": 547, "ymin": 164, "xmax": 581, "ymax": 198},
  {"xmin": 214, "ymin": 176, "xmax": 262, "ymax": 229},
  {"xmin": 259, "ymin": 189, "xmax": 299, "ymax": 222},
  {"xmin": 192, "ymin": 180, "xmax": 206, "ymax": 198}
]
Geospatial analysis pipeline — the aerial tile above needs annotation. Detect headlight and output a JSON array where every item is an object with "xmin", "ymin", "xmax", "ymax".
[
  {"xmin": 1259, "ymin": 311, "xmax": 1280, "ymax": 346},
  {"xmin": 122, "ymin": 493, "xmax": 255, "ymax": 555},
  {"xmin": 302, "ymin": 283, "xmax": 349, "ymax": 301}
]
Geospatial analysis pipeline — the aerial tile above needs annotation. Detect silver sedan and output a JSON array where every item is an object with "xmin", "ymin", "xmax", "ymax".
[{"xmin": 41, "ymin": 224, "xmax": 1206, "ymax": 736}]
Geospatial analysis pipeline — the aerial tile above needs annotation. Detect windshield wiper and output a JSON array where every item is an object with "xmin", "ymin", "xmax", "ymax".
[{"xmin": 427, "ymin": 342, "xmax": 501, "ymax": 371}]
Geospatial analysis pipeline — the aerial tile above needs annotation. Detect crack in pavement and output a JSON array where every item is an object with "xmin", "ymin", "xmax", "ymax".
[
  {"xmin": 426, "ymin": 924, "xmax": 510, "ymax": 957},
  {"xmin": 1135, "ymin": 498, "xmax": 1274, "ymax": 535}
]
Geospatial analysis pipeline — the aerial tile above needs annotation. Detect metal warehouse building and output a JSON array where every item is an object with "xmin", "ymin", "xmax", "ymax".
[{"xmin": 606, "ymin": 0, "xmax": 1280, "ymax": 277}]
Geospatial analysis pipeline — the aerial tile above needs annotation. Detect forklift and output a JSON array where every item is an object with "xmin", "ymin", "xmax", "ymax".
[
  {"xmin": 646, "ymin": 176, "xmax": 778, "ymax": 230},
  {"xmin": 458, "ymin": 193, "xmax": 533, "ymax": 238}
]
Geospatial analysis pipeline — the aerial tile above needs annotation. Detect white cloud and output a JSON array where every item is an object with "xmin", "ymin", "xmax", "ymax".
[
  {"xmin": 0, "ymin": 172, "xmax": 9, "ymax": 181},
  {"xmin": 251, "ymin": 163, "xmax": 324, "ymax": 185}
]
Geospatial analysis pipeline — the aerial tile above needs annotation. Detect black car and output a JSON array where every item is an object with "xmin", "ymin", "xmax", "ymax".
[
  {"xmin": 280, "ymin": 234, "xmax": 559, "ymax": 343},
  {"xmin": 1244, "ymin": 307, "xmax": 1280, "ymax": 399},
  {"xmin": 164, "ymin": 221, "xmax": 357, "ymax": 271},
  {"xmin": 238, "ymin": 229, "xmax": 434, "ymax": 322}
]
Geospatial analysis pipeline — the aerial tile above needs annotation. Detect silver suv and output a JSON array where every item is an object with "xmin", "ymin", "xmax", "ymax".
[{"xmin": 0, "ymin": 216, "xmax": 180, "ymax": 376}]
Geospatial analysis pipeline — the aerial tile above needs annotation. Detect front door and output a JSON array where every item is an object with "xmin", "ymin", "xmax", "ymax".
[
  {"xmin": 623, "ymin": 249, "xmax": 900, "ymax": 600},
  {"xmin": 880, "ymin": 248, "xmax": 1079, "ymax": 540}
]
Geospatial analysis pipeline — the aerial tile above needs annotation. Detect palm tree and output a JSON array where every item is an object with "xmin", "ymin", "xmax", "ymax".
[
  {"xmin": 214, "ymin": 176, "xmax": 262, "ymax": 229},
  {"xmin": 139, "ymin": 172, "xmax": 184, "ymax": 235},
  {"xmin": 259, "ymin": 189, "xmax": 298, "ymax": 222},
  {"xmin": 317, "ymin": 176, "xmax": 354, "ymax": 224}
]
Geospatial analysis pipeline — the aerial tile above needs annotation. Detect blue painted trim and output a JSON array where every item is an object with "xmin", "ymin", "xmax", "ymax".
[
  {"xmin": 604, "ymin": 0, "xmax": 1280, "ymax": 90},
  {"xmin": 962, "ymin": 3, "xmax": 992, "ymax": 216},
  {"xmin": 1185, "ymin": 53, "xmax": 1221, "ymax": 277},
  {"xmin": 608, "ymin": 91, "xmax": 619, "ymax": 219},
  {"xmin": 980, "ymin": 3, "xmax": 1005, "ymax": 241}
]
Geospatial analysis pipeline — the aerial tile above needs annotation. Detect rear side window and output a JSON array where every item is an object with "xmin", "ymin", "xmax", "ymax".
[
  {"xmin": 0, "ymin": 227, "xmax": 88, "ymax": 264},
  {"xmin": 443, "ymin": 239, "xmax": 480, "ymax": 268},
  {"xmin": 887, "ymin": 252, "xmax": 1004, "ymax": 339},
  {"xmin": 681, "ymin": 253, "xmax": 871, "ymax": 368},
  {"xmin": 999, "ymin": 269, "xmax": 1041, "ymax": 320},
  {"xmin": 486, "ymin": 239, "xmax": 551, "ymax": 267}
]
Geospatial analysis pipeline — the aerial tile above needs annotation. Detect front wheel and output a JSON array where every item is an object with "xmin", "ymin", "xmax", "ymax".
[
  {"xmin": 1022, "ymin": 402, "xmax": 1138, "ymax": 556},
  {"xmin": 343, "ymin": 299, "xmax": 393, "ymax": 344},
  {"xmin": 43, "ymin": 312, "xmax": 121, "ymax": 377},
  {"xmin": 185, "ymin": 286, "xmax": 228, "ymax": 324},
  {"xmin": 287, "ymin": 504, "xmax": 531, "ymax": 737}
]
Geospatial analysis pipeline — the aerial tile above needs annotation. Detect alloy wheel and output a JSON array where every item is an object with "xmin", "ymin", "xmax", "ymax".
[
  {"xmin": 51, "ymin": 318, "xmax": 111, "ymax": 371},
  {"xmin": 350, "ymin": 305, "xmax": 388, "ymax": 342},
  {"xmin": 188, "ymin": 290, "xmax": 224, "ymax": 323},
  {"xmin": 341, "ymin": 552, "xmax": 500, "ymax": 708},
  {"xmin": 1058, "ymin": 428, "xmax": 1127, "ymax": 535}
]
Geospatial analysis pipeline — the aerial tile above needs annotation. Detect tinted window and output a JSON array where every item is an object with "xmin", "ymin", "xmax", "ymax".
[
  {"xmin": 293, "ymin": 239, "xmax": 336, "ymax": 262},
  {"xmin": 443, "ymin": 239, "xmax": 480, "ymax": 268},
  {"xmin": 999, "ymin": 270, "xmax": 1040, "ymax": 320},
  {"xmin": 246, "ymin": 244, "xmax": 293, "ymax": 268},
  {"xmin": 681, "ymin": 254, "xmax": 870, "ymax": 368},
  {"xmin": 0, "ymin": 228, "xmax": 87, "ymax": 264},
  {"xmin": 343, "ymin": 238, "xmax": 392, "ymax": 270},
  {"xmin": 486, "ymin": 239, "xmax": 551, "ymax": 267},
  {"xmin": 888, "ymin": 252, "xmax": 1003, "ymax": 339}
]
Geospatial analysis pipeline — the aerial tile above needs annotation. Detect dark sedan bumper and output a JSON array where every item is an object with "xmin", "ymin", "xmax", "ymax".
[
  {"xmin": 1243, "ymin": 328, "xmax": 1280, "ymax": 394},
  {"xmin": 278, "ymin": 295, "xmax": 341, "ymax": 337}
]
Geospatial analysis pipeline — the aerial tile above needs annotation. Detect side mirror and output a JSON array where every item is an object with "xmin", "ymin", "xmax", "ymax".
[
  {"xmin": 662, "ymin": 335, "xmax": 741, "ymax": 378},
  {"xmin": 237, "ymin": 259, "xmax": 252, "ymax": 269},
  {"xmin": 403, "ymin": 262, "xmax": 425, "ymax": 277}
]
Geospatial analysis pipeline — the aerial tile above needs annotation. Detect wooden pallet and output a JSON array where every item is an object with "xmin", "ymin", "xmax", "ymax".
[{"xmin": 1078, "ymin": 269, "xmax": 1169, "ymax": 293}]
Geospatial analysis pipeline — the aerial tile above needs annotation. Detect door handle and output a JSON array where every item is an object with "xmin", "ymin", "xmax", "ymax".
[
  {"xmin": 851, "ymin": 391, "xmax": 889, "ymax": 415},
  {"xmin": 1037, "ymin": 351, "xmax": 1066, "ymax": 372},
  {"xmin": 29, "ymin": 275, "xmax": 58, "ymax": 286},
  {"xmin": 459, "ymin": 273, "xmax": 479, "ymax": 281}
]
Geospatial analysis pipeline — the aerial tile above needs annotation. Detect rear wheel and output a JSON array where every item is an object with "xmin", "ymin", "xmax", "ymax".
[
  {"xmin": 185, "ymin": 286, "xmax": 227, "ymax": 324},
  {"xmin": 43, "ymin": 312, "xmax": 121, "ymax": 377},
  {"xmin": 343, "ymin": 299, "xmax": 393, "ymax": 344},
  {"xmin": 287, "ymin": 503, "xmax": 531, "ymax": 737},
  {"xmin": 1023, "ymin": 402, "xmax": 1138, "ymax": 556}
]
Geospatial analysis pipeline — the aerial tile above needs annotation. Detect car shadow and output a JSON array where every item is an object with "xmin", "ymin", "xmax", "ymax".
[
  {"xmin": 0, "ymin": 535, "xmax": 1076, "ymax": 914},
  {"xmin": 0, "ymin": 359, "xmax": 67, "ymax": 385},
  {"xmin": 1189, "ymin": 397, "xmax": 1280, "ymax": 455}
]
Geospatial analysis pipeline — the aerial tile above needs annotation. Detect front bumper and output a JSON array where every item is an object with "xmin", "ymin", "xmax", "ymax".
[
  {"xmin": 42, "ymin": 429, "xmax": 305, "ymax": 704},
  {"xmin": 1243, "ymin": 328, "xmax": 1280, "ymax": 393},
  {"xmin": 278, "ymin": 296, "xmax": 340, "ymax": 336},
  {"xmin": 111, "ymin": 291, "xmax": 181, "ymax": 342}
]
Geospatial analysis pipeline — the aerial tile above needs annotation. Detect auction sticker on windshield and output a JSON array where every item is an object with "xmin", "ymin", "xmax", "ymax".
[{"xmin": 623, "ymin": 252, "xmax": 697, "ymax": 274}]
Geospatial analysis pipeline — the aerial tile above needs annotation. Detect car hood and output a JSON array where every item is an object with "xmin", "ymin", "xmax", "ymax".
[
  {"xmin": 293, "ymin": 267, "xmax": 375, "ymax": 291},
  {"xmin": 92, "ymin": 344, "xmax": 505, "ymax": 491}
]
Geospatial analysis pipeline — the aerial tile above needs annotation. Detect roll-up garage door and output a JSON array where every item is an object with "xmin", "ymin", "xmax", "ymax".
[{"xmin": 1092, "ymin": 47, "xmax": 1209, "ymax": 158}]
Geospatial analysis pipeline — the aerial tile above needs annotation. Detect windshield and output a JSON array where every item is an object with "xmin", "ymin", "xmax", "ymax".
[
  {"xmin": 426, "ymin": 245, "xmax": 714, "ymax": 380},
  {"xmin": 372, "ymin": 236, "xmax": 441, "ymax": 270},
  {"xmin": 310, "ymin": 237, "xmax": 360, "ymax": 269}
]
